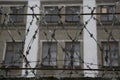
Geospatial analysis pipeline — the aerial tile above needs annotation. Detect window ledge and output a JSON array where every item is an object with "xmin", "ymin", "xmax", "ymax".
[
  {"xmin": 102, "ymin": 66, "xmax": 120, "ymax": 70},
  {"xmin": 4, "ymin": 65, "xmax": 20, "ymax": 68},
  {"xmin": 63, "ymin": 66, "xmax": 81, "ymax": 69},
  {"xmin": 0, "ymin": 23, "xmax": 26, "ymax": 30},
  {"xmin": 40, "ymin": 64, "xmax": 57, "ymax": 69}
]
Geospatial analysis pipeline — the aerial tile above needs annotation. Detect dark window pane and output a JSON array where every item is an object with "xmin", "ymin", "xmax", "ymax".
[
  {"xmin": 42, "ymin": 42, "xmax": 57, "ymax": 66},
  {"xmin": 66, "ymin": 6, "xmax": 80, "ymax": 22},
  {"xmin": 5, "ymin": 42, "xmax": 23, "ymax": 67},
  {"xmin": 65, "ymin": 42, "xmax": 80, "ymax": 68},
  {"xmin": 102, "ymin": 42, "xmax": 119, "ymax": 67},
  {"xmin": 44, "ymin": 7, "xmax": 59, "ymax": 23},
  {"xmin": 10, "ymin": 6, "xmax": 24, "ymax": 23},
  {"xmin": 101, "ymin": 6, "xmax": 115, "ymax": 22},
  {"xmin": 101, "ymin": 15, "xmax": 108, "ymax": 21},
  {"xmin": 5, "ymin": 52, "xmax": 13, "ymax": 65}
]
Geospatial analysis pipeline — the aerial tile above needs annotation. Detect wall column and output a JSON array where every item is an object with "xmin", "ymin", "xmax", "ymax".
[
  {"xmin": 22, "ymin": 0, "xmax": 40, "ymax": 77},
  {"xmin": 83, "ymin": 0, "xmax": 98, "ymax": 77}
]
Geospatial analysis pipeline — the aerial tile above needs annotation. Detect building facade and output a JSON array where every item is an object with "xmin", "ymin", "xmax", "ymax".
[
  {"xmin": 0, "ymin": 0, "xmax": 27, "ymax": 77},
  {"xmin": 0, "ymin": 0, "xmax": 120, "ymax": 79}
]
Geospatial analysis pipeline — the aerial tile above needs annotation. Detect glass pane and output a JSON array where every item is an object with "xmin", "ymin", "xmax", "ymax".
[
  {"xmin": 108, "ymin": 7, "xmax": 115, "ymax": 13},
  {"xmin": 74, "ymin": 51, "xmax": 80, "ymax": 66},
  {"xmin": 17, "ymin": 15, "xmax": 23, "ymax": 22},
  {"xmin": 5, "ymin": 51, "xmax": 13, "ymax": 65},
  {"xmin": 44, "ymin": 16, "xmax": 51, "ymax": 22},
  {"xmin": 65, "ymin": 51, "xmax": 71, "ymax": 66},
  {"xmin": 111, "ymin": 42, "xmax": 119, "ymax": 66},
  {"xmin": 5, "ymin": 42, "xmax": 23, "ymax": 67},
  {"xmin": 10, "ymin": 15, "xmax": 16, "ymax": 22},
  {"xmin": 66, "ymin": 15, "xmax": 73, "ymax": 22},
  {"xmin": 14, "ymin": 44, "xmax": 21, "ymax": 65},
  {"xmin": 50, "ymin": 55, "xmax": 56, "ymax": 66},
  {"xmin": 6, "ymin": 43, "xmax": 13, "ymax": 50},
  {"xmin": 10, "ymin": 6, "xmax": 24, "ymax": 22},
  {"xmin": 101, "ymin": 7, "xmax": 108, "ymax": 21},
  {"xmin": 109, "ymin": 15, "xmax": 113, "ymax": 21},
  {"xmin": 103, "ymin": 43, "xmax": 110, "ymax": 66},
  {"xmin": 42, "ymin": 43, "xmax": 49, "ymax": 64},
  {"xmin": 18, "ymin": 7, "xmax": 24, "ymax": 14},
  {"xmin": 103, "ymin": 50, "xmax": 110, "ymax": 66},
  {"xmin": 102, "ymin": 7, "xmax": 107, "ymax": 13},
  {"xmin": 74, "ymin": 43, "xmax": 80, "ymax": 66},
  {"xmin": 102, "ymin": 42, "xmax": 119, "ymax": 67},
  {"xmin": 101, "ymin": 6, "xmax": 115, "ymax": 22},
  {"xmin": 73, "ymin": 15, "xmax": 79, "ymax": 22},
  {"xmin": 10, "ymin": 7, "xmax": 17, "ymax": 22},
  {"xmin": 66, "ymin": 6, "xmax": 80, "ymax": 22},
  {"xmin": 101, "ymin": 15, "xmax": 108, "ymax": 21},
  {"xmin": 50, "ymin": 43, "xmax": 57, "ymax": 66},
  {"xmin": 44, "ymin": 7, "xmax": 59, "ymax": 23},
  {"xmin": 42, "ymin": 42, "xmax": 57, "ymax": 66},
  {"xmin": 51, "ymin": 16, "xmax": 59, "ymax": 22},
  {"xmin": 14, "ymin": 51, "xmax": 20, "ymax": 65},
  {"xmin": 65, "ymin": 42, "xmax": 80, "ymax": 67}
]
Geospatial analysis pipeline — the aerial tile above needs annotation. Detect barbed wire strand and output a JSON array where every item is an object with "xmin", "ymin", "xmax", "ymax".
[{"xmin": 0, "ymin": 2, "xmax": 120, "ymax": 79}]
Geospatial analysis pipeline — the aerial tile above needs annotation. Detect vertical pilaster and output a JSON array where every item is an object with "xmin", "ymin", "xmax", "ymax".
[
  {"xmin": 22, "ymin": 0, "xmax": 40, "ymax": 77},
  {"xmin": 83, "ymin": 0, "xmax": 98, "ymax": 77}
]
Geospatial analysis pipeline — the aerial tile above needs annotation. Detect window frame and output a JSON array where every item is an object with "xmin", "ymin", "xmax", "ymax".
[
  {"xmin": 44, "ymin": 6, "xmax": 60, "ymax": 23},
  {"xmin": 100, "ymin": 5, "xmax": 115, "ymax": 22},
  {"xmin": 4, "ymin": 42, "xmax": 23, "ymax": 67},
  {"xmin": 9, "ymin": 6, "xmax": 25, "ymax": 23},
  {"xmin": 101, "ymin": 41, "xmax": 119, "ymax": 68},
  {"xmin": 41, "ymin": 42, "xmax": 57, "ymax": 68},
  {"xmin": 65, "ymin": 6, "xmax": 80, "ymax": 23},
  {"xmin": 64, "ymin": 42, "xmax": 81, "ymax": 69},
  {"xmin": 0, "ymin": 3, "xmax": 27, "ymax": 25}
]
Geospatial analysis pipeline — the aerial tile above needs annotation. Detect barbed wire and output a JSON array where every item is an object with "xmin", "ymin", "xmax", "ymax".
[{"xmin": 0, "ymin": 1, "xmax": 120, "ymax": 79}]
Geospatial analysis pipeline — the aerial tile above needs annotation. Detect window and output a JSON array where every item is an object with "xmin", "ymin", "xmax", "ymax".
[
  {"xmin": 10, "ymin": 6, "xmax": 24, "ymax": 23},
  {"xmin": 5, "ymin": 42, "xmax": 23, "ymax": 67},
  {"xmin": 42, "ymin": 42, "xmax": 57, "ymax": 67},
  {"xmin": 102, "ymin": 42, "xmax": 119, "ymax": 67},
  {"xmin": 66, "ymin": 6, "xmax": 80, "ymax": 22},
  {"xmin": 44, "ymin": 6, "xmax": 59, "ymax": 23},
  {"xmin": 64, "ymin": 42, "xmax": 80, "ymax": 68},
  {"xmin": 100, "ymin": 5, "xmax": 115, "ymax": 22}
]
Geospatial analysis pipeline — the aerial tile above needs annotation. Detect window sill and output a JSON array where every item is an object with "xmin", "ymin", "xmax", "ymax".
[
  {"xmin": 40, "ymin": 22, "xmax": 82, "ymax": 28},
  {"xmin": 102, "ymin": 66, "xmax": 120, "ymax": 70},
  {"xmin": 65, "ymin": 21, "xmax": 80, "ymax": 23},
  {"xmin": 97, "ymin": 21, "xmax": 120, "ymax": 25},
  {"xmin": 0, "ymin": 23, "xmax": 26, "ymax": 30},
  {"xmin": 4, "ymin": 65, "xmax": 20, "ymax": 68},
  {"xmin": 40, "ymin": 64, "xmax": 57, "ymax": 69},
  {"xmin": 63, "ymin": 66, "xmax": 81, "ymax": 69}
]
